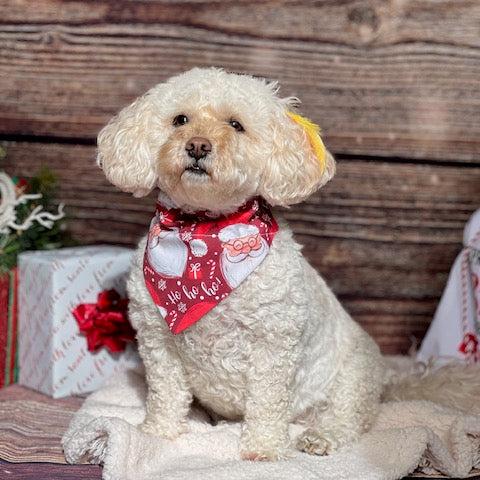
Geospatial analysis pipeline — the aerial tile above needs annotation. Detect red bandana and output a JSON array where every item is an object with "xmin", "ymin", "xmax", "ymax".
[{"xmin": 143, "ymin": 197, "xmax": 278, "ymax": 334}]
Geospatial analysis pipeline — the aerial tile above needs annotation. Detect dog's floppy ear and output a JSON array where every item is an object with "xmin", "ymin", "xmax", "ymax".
[
  {"xmin": 259, "ymin": 107, "xmax": 335, "ymax": 207},
  {"xmin": 97, "ymin": 89, "xmax": 162, "ymax": 198}
]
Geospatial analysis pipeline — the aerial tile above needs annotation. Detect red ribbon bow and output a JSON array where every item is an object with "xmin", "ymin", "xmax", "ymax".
[{"xmin": 72, "ymin": 289, "xmax": 136, "ymax": 353}]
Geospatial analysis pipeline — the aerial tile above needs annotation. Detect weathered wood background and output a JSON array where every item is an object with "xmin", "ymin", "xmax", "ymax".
[{"xmin": 1, "ymin": 0, "xmax": 479, "ymax": 354}]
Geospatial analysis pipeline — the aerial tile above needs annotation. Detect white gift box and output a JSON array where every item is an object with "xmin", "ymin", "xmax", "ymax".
[
  {"xmin": 18, "ymin": 246, "xmax": 140, "ymax": 398},
  {"xmin": 418, "ymin": 209, "xmax": 480, "ymax": 364}
]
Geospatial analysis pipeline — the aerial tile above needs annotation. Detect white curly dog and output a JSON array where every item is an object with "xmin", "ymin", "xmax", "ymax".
[{"xmin": 97, "ymin": 68, "xmax": 477, "ymax": 461}]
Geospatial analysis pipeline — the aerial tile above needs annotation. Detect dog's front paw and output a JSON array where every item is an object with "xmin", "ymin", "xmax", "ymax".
[
  {"xmin": 240, "ymin": 450, "xmax": 277, "ymax": 462},
  {"xmin": 295, "ymin": 428, "xmax": 338, "ymax": 456},
  {"xmin": 138, "ymin": 416, "xmax": 187, "ymax": 440},
  {"xmin": 240, "ymin": 430, "xmax": 291, "ymax": 461},
  {"xmin": 240, "ymin": 445, "xmax": 291, "ymax": 462}
]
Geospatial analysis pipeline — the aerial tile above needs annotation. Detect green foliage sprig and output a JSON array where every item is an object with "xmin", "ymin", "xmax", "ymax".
[{"xmin": 1, "ymin": 148, "xmax": 73, "ymax": 273}]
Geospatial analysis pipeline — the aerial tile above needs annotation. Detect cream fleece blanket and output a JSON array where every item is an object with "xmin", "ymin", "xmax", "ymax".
[{"xmin": 62, "ymin": 368, "xmax": 480, "ymax": 480}]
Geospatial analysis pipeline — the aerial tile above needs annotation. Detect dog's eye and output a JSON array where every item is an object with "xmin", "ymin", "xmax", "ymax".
[
  {"xmin": 173, "ymin": 114, "xmax": 189, "ymax": 127},
  {"xmin": 229, "ymin": 119, "xmax": 245, "ymax": 132}
]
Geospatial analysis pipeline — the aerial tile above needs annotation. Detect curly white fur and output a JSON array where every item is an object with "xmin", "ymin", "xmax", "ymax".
[
  {"xmin": 97, "ymin": 68, "xmax": 476, "ymax": 462},
  {"xmin": 127, "ymin": 225, "xmax": 384, "ymax": 460}
]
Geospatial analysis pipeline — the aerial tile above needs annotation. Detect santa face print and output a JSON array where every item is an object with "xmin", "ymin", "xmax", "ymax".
[
  {"xmin": 147, "ymin": 220, "xmax": 188, "ymax": 278},
  {"xmin": 218, "ymin": 223, "xmax": 269, "ymax": 289}
]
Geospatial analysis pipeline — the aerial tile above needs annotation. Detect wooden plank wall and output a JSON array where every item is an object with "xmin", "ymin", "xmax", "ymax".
[{"xmin": 1, "ymin": 0, "xmax": 479, "ymax": 354}]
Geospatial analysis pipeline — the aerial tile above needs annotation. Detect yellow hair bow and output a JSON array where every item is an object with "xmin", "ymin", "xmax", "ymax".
[{"xmin": 287, "ymin": 111, "xmax": 326, "ymax": 171}]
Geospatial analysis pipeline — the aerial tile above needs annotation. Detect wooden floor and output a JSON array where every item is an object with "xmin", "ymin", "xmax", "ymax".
[
  {"xmin": 3, "ymin": 461, "xmax": 477, "ymax": 480},
  {"xmin": 0, "ymin": 460, "xmax": 103, "ymax": 479}
]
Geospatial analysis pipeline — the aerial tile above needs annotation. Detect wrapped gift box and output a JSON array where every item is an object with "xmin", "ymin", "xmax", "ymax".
[
  {"xmin": 0, "ymin": 268, "xmax": 18, "ymax": 389},
  {"xmin": 18, "ymin": 246, "xmax": 140, "ymax": 398}
]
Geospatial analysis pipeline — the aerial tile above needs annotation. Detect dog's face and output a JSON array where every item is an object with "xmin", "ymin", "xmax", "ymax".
[{"xmin": 98, "ymin": 68, "xmax": 335, "ymax": 213}]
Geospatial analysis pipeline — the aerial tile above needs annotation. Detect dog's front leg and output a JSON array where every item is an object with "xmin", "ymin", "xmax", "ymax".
[
  {"xmin": 240, "ymin": 338, "xmax": 298, "ymax": 461},
  {"xmin": 133, "ymin": 306, "xmax": 192, "ymax": 439}
]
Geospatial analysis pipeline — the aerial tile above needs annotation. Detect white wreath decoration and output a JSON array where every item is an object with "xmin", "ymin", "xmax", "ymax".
[{"xmin": 0, "ymin": 172, "xmax": 65, "ymax": 236}]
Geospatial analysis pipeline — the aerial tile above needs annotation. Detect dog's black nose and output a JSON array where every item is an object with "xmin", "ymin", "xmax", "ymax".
[{"xmin": 186, "ymin": 137, "xmax": 212, "ymax": 160}]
